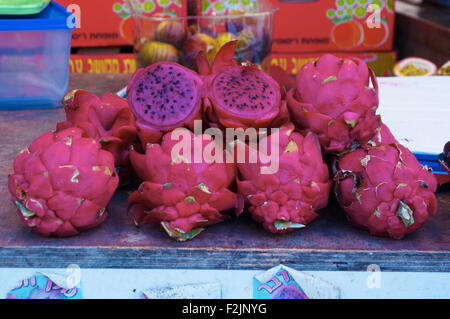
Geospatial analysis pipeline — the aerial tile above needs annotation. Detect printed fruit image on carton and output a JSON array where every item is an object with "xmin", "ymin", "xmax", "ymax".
[
  {"xmin": 115, "ymin": 0, "xmax": 186, "ymax": 45},
  {"xmin": 200, "ymin": 0, "xmax": 259, "ymax": 15},
  {"xmin": 362, "ymin": 19, "xmax": 389, "ymax": 48},
  {"xmin": 331, "ymin": 20, "xmax": 363, "ymax": 49},
  {"xmin": 326, "ymin": 0, "xmax": 392, "ymax": 50},
  {"xmin": 119, "ymin": 16, "xmax": 135, "ymax": 44}
]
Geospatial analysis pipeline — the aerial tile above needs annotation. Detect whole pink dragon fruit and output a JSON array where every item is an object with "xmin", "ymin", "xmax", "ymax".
[
  {"xmin": 127, "ymin": 62, "xmax": 204, "ymax": 147},
  {"xmin": 57, "ymin": 89, "xmax": 137, "ymax": 182},
  {"xmin": 198, "ymin": 41, "xmax": 289, "ymax": 131},
  {"xmin": 333, "ymin": 125, "xmax": 438, "ymax": 239},
  {"xmin": 287, "ymin": 54, "xmax": 381, "ymax": 154},
  {"xmin": 236, "ymin": 123, "xmax": 331, "ymax": 233},
  {"xmin": 8, "ymin": 128, "xmax": 119, "ymax": 237},
  {"xmin": 128, "ymin": 128, "xmax": 240, "ymax": 241}
]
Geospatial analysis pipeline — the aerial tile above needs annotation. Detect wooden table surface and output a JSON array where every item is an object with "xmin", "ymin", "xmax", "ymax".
[{"xmin": 0, "ymin": 73, "xmax": 449, "ymax": 271}]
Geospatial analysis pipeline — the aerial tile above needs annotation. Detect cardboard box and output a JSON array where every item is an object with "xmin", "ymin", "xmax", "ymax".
[
  {"xmin": 58, "ymin": 0, "xmax": 395, "ymax": 52},
  {"xmin": 187, "ymin": 0, "xmax": 394, "ymax": 52},
  {"xmin": 58, "ymin": 0, "xmax": 394, "ymax": 53},
  {"xmin": 57, "ymin": 0, "xmax": 187, "ymax": 47},
  {"xmin": 270, "ymin": 0, "xmax": 395, "ymax": 52},
  {"xmin": 270, "ymin": 51, "xmax": 397, "ymax": 76}
]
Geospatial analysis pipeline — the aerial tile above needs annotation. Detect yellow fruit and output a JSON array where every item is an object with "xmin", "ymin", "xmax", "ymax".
[
  {"xmin": 139, "ymin": 41, "xmax": 179, "ymax": 66},
  {"xmin": 215, "ymin": 32, "xmax": 236, "ymax": 49}
]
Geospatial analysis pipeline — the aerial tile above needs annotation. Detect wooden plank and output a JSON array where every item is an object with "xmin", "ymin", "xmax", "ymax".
[
  {"xmin": 0, "ymin": 247, "xmax": 449, "ymax": 272},
  {"xmin": 0, "ymin": 73, "xmax": 449, "ymax": 271}
]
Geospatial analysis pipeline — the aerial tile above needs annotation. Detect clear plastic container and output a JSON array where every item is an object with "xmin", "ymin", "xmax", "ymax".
[
  {"xmin": 126, "ymin": 0, "xmax": 278, "ymax": 72},
  {"xmin": 0, "ymin": 1, "xmax": 74, "ymax": 109}
]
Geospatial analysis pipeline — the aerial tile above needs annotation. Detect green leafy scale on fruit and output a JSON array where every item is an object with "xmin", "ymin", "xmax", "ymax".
[
  {"xmin": 185, "ymin": 196, "xmax": 196, "ymax": 203},
  {"xmin": 322, "ymin": 75, "xmax": 337, "ymax": 84},
  {"xmin": 197, "ymin": 183, "xmax": 211, "ymax": 194},
  {"xmin": 161, "ymin": 221, "xmax": 204, "ymax": 241},
  {"xmin": 274, "ymin": 220, "xmax": 306, "ymax": 230},
  {"xmin": 397, "ymin": 201, "xmax": 415, "ymax": 227},
  {"xmin": 15, "ymin": 200, "xmax": 35, "ymax": 219}
]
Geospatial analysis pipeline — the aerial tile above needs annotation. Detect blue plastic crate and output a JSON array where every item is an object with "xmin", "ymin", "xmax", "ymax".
[
  {"xmin": 0, "ymin": 1, "xmax": 74, "ymax": 109},
  {"xmin": 413, "ymin": 151, "xmax": 448, "ymax": 176}
]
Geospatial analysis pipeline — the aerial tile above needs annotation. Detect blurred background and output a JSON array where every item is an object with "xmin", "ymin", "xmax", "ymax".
[
  {"xmin": 62, "ymin": 0, "xmax": 449, "ymax": 76},
  {"xmin": 0, "ymin": 0, "xmax": 448, "ymax": 109}
]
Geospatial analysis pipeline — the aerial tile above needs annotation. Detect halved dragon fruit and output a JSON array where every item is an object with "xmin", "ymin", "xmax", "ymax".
[
  {"xmin": 198, "ymin": 41, "xmax": 289, "ymax": 130},
  {"xmin": 127, "ymin": 62, "xmax": 204, "ymax": 147}
]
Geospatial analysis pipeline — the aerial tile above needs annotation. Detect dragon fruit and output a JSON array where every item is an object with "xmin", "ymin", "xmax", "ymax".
[
  {"xmin": 127, "ymin": 62, "xmax": 204, "ymax": 147},
  {"xmin": 438, "ymin": 141, "xmax": 450, "ymax": 176},
  {"xmin": 57, "ymin": 89, "xmax": 137, "ymax": 182},
  {"xmin": 198, "ymin": 41, "xmax": 289, "ymax": 131},
  {"xmin": 236, "ymin": 123, "xmax": 331, "ymax": 233},
  {"xmin": 127, "ymin": 128, "xmax": 240, "ymax": 241},
  {"xmin": 333, "ymin": 125, "xmax": 438, "ymax": 239},
  {"xmin": 287, "ymin": 54, "xmax": 381, "ymax": 154},
  {"xmin": 8, "ymin": 128, "xmax": 119, "ymax": 237}
]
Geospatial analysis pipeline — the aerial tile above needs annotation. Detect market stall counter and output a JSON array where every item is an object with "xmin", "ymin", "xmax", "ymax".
[{"xmin": 0, "ymin": 73, "xmax": 449, "ymax": 272}]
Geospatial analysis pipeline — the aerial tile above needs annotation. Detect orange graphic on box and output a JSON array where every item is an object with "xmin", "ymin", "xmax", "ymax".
[{"xmin": 326, "ymin": 0, "xmax": 391, "ymax": 50}]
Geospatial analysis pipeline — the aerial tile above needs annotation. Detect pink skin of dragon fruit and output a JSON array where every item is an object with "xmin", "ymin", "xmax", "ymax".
[
  {"xmin": 127, "ymin": 62, "xmax": 204, "ymax": 148},
  {"xmin": 333, "ymin": 124, "xmax": 438, "ymax": 239},
  {"xmin": 57, "ymin": 89, "xmax": 137, "ymax": 182},
  {"xmin": 8, "ymin": 128, "xmax": 119, "ymax": 237},
  {"xmin": 237, "ymin": 123, "xmax": 332, "ymax": 234},
  {"xmin": 287, "ymin": 54, "xmax": 381, "ymax": 154},
  {"xmin": 197, "ymin": 41, "xmax": 290, "ymax": 131},
  {"xmin": 127, "ymin": 128, "xmax": 240, "ymax": 241}
]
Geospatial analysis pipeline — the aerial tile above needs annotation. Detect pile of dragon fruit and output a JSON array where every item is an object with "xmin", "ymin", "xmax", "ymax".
[{"xmin": 8, "ymin": 41, "xmax": 438, "ymax": 241}]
